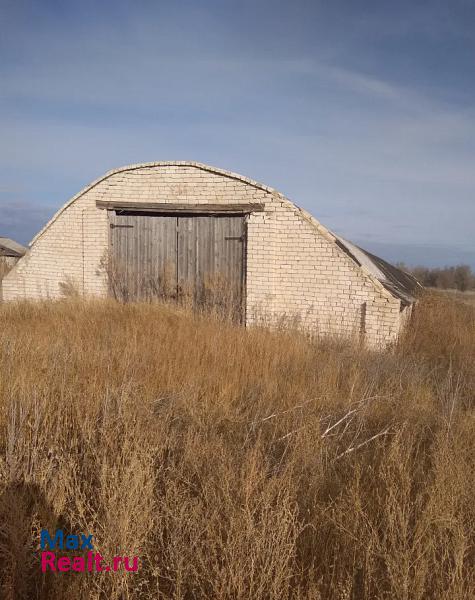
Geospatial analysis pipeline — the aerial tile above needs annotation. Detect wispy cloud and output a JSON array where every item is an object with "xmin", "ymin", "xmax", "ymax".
[
  {"xmin": 0, "ymin": 198, "xmax": 56, "ymax": 245},
  {"xmin": 1, "ymin": 0, "xmax": 474, "ymax": 265}
]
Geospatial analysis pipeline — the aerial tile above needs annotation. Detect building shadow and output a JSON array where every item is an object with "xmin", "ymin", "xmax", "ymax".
[{"xmin": 0, "ymin": 480, "xmax": 67, "ymax": 600}]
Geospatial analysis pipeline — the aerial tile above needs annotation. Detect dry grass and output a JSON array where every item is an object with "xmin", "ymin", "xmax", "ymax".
[
  {"xmin": 436, "ymin": 288, "xmax": 475, "ymax": 307},
  {"xmin": 0, "ymin": 291, "xmax": 473, "ymax": 599},
  {"xmin": 0, "ymin": 258, "xmax": 12, "ymax": 282}
]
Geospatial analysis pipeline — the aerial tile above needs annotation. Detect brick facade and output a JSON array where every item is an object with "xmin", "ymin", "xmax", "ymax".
[{"xmin": 2, "ymin": 162, "xmax": 403, "ymax": 347}]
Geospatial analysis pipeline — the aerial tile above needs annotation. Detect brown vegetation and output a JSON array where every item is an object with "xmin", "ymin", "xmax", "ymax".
[
  {"xmin": 400, "ymin": 263, "xmax": 475, "ymax": 292},
  {"xmin": 0, "ymin": 292, "xmax": 473, "ymax": 599},
  {"xmin": 0, "ymin": 258, "xmax": 12, "ymax": 282}
]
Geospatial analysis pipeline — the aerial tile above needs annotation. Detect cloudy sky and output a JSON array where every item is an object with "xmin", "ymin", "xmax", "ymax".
[{"xmin": 1, "ymin": 0, "xmax": 474, "ymax": 266}]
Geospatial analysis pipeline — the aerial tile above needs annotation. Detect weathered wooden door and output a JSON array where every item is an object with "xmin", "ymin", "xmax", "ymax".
[
  {"xmin": 177, "ymin": 216, "xmax": 245, "ymax": 318},
  {"xmin": 109, "ymin": 213, "xmax": 177, "ymax": 301},
  {"xmin": 109, "ymin": 212, "xmax": 246, "ymax": 320}
]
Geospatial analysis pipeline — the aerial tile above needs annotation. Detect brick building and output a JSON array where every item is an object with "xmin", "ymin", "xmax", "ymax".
[{"xmin": 1, "ymin": 162, "xmax": 419, "ymax": 346}]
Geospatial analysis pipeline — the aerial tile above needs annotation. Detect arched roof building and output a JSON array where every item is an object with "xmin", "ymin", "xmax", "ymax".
[{"xmin": 2, "ymin": 162, "xmax": 420, "ymax": 346}]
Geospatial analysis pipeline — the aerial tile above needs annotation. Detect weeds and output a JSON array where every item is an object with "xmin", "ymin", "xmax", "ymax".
[
  {"xmin": 0, "ymin": 292, "xmax": 473, "ymax": 599},
  {"xmin": 0, "ymin": 258, "xmax": 12, "ymax": 289}
]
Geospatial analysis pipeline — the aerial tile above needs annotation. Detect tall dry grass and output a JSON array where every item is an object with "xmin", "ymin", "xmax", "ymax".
[
  {"xmin": 0, "ymin": 292, "xmax": 473, "ymax": 599},
  {"xmin": 0, "ymin": 258, "xmax": 12, "ymax": 283}
]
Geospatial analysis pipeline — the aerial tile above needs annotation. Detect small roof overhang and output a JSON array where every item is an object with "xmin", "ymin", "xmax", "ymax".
[
  {"xmin": 96, "ymin": 200, "xmax": 265, "ymax": 214},
  {"xmin": 0, "ymin": 237, "xmax": 27, "ymax": 258}
]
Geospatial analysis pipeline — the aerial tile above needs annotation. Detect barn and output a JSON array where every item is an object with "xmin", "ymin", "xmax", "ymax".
[{"xmin": 2, "ymin": 162, "xmax": 419, "ymax": 346}]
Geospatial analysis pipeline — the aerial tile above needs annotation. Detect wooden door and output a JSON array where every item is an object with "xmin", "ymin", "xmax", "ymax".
[
  {"xmin": 109, "ymin": 212, "xmax": 246, "ymax": 320},
  {"xmin": 109, "ymin": 212, "xmax": 177, "ymax": 301},
  {"xmin": 177, "ymin": 215, "xmax": 245, "ymax": 320}
]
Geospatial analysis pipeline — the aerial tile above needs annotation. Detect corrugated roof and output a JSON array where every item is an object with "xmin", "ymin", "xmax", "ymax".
[
  {"xmin": 0, "ymin": 237, "xmax": 27, "ymax": 258},
  {"xmin": 335, "ymin": 236, "xmax": 422, "ymax": 307}
]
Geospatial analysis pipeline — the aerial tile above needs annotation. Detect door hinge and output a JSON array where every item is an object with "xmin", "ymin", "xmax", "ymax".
[
  {"xmin": 110, "ymin": 223, "xmax": 134, "ymax": 229},
  {"xmin": 224, "ymin": 236, "xmax": 243, "ymax": 241}
]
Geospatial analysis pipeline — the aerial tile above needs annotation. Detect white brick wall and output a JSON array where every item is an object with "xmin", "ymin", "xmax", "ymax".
[{"xmin": 2, "ymin": 162, "xmax": 402, "ymax": 347}]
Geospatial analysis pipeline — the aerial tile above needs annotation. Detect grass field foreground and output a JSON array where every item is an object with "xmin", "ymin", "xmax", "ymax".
[{"xmin": 0, "ymin": 292, "xmax": 473, "ymax": 599}]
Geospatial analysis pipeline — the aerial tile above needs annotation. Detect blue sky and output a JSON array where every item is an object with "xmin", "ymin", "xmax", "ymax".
[{"xmin": 1, "ymin": 0, "xmax": 474, "ymax": 267}]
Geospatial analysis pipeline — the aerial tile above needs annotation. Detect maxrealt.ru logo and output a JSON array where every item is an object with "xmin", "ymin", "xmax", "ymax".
[{"xmin": 40, "ymin": 530, "xmax": 139, "ymax": 573}]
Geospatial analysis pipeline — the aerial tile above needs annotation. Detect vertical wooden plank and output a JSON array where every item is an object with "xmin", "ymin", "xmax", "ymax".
[
  {"xmin": 197, "ymin": 216, "xmax": 212, "ymax": 304},
  {"xmin": 177, "ymin": 216, "xmax": 188, "ymax": 302},
  {"xmin": 155, "ymin": 215, "xmax": 178, "ymax": 300},
  {"xmin": 133, "ymin": 215, "xmax": 139, "ymax": 299}
]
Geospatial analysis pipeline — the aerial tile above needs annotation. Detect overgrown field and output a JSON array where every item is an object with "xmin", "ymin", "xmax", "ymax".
[{"xmin": 0, "ymin": 293, "xmax": 473, "ymax": 599}]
